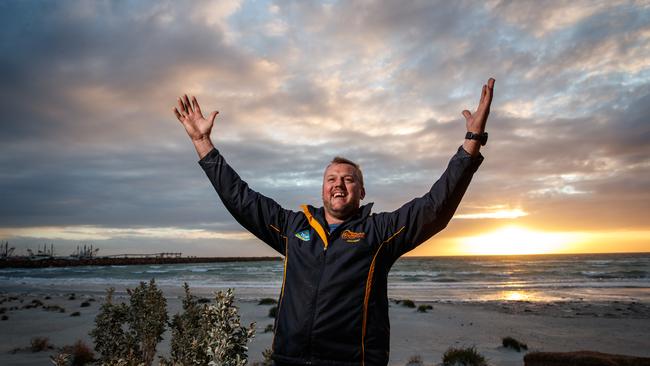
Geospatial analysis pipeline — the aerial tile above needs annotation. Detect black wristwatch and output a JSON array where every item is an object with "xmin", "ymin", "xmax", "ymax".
[{"xmin": 465, "ymin": 131, "xmax": 488, "ymax": 146}]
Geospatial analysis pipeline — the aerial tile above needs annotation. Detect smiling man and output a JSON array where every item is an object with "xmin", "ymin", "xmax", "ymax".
[{"xmin": 173, "ymin": 78, "xmax": 494, "ymax": 366}]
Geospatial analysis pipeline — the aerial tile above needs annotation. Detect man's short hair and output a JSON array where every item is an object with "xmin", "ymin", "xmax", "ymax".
[{"xmin": 327, "ymin": 156, "xmax": 364, "ymax": 188}]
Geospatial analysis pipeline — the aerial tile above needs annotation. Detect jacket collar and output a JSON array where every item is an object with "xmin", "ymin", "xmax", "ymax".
[{"xmin": 303, "ymin": 202, "xmax": 374, "ymax": 225}]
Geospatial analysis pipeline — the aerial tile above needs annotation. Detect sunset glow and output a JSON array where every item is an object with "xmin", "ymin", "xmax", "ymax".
[{"xmin": 457, "ymin": 225, "xmax": 580, "ymax": 255}]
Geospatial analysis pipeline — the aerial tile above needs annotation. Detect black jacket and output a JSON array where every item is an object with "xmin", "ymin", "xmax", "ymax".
[{"xmin": 199, "ymin": 146, "xmax": 483, "ymax": 365}]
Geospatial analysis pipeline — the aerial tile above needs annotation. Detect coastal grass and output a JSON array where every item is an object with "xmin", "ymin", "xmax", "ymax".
[
  {"xmin": 250, "ymin": 348, "xmax": 274, "ymax": 366},
  {"xmin": 268, "ymin": 306, "xmax": 278, "ymax": 318},
  {"xmin": 401, "ymin": 299, "xmax": 416, "ymax": 308},
  {"xmin": 405, "ymin": 354, "xmax": 424, "ymax": 366},
  {"xmin": 30, "ymin": 336, "xmax": 53, "ymax": 352},
  {"xmin": 258, "ymin": 298, "xmax": 278, "ymax": 305},
  {"xmin": 502, "ymin": 336, "xmax": 528, "ymax": 352},
  {"xmin": 43, "ymin": 304, "xmax": 66, "ymax": 313},
  {"xmin": 417, "ymin": 304, "xmax": 433, "ymax": 313},
  {"xmin": 442, "ymin": 346, "xmax": 488, "ymax": 366},
  {"xmin": 61, "ymin": 340, "xmax": 95, "ymax": 365}
]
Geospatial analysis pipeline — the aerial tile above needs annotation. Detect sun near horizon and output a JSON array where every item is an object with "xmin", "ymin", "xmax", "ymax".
[{"xmin": 405, "ymin": 224, "xmax": 650, "ymax": 257}]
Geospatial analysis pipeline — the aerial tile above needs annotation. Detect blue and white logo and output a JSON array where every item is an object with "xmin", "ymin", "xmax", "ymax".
[{"xmin": 295, "ymin": 230, "xmax": 311, "ymax": 241}]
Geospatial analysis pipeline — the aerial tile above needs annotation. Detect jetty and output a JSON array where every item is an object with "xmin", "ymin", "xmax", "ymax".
[{"xmin": 0, "ymin": 242, "xmax": 280, "ymax": 268}]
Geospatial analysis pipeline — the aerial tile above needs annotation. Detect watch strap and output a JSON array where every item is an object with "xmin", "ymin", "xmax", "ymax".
[{"xmin": 465, "ymin": 131, "xmax": 488, "ymax": 146}]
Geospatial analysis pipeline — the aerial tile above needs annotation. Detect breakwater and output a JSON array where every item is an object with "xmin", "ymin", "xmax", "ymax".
[{"xmin": 0, "ymin": 256, "xmax": 281, "ymax": 268}]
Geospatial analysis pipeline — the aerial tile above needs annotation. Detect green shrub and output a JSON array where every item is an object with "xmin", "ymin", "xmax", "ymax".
[
  {"xmin": 258, "ymin": 298, "xmax": 277, "ymax": 305},
  {"xmin": 442, "ymin": 346, "xmax": 488, "ymax": 366},
  {"xmin": 164, "ymin": 283, "xmax": 211, "ymax": 365},
  {"xmin": 502, "ymin": 336, "xmax": 527, "ymax": 352},
  {"xmin": 89, "ymin": 288, "xmax": 132, "ymax": 363},
  {"xmin": 264, "ymin": 324, "xmax": 274, "ymax": 333},
  {"xmin": 204, "ymin": 288, "xmax": 256, "ymax": 366},
  {"xmin": 90, "ymin": 280, "xmax": 168, "ymax": 366},
  {"xmin": 161, "ymin": 284, "xmax": 255, "ymax": 366},
  {"xmin": 401, "ymin": 299, "xmax": 416, "ymax": 308},
  {"xmin": 127, "ymin": 279, "xmax": 168, "ymax": 366},
  {"xmin": 417, "ymin": 304, "xmax": 433, "ymax": 313},
  {"xmin": 70, "ymin": 311, "xmax": 81, "ymax": 317}
]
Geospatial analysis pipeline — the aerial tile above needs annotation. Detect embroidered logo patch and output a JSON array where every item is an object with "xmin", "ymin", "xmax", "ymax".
[
  {"xmin": 295, "ymin": 230, "xmax": 311, "ymax": 241},
  {"xmin": 341, "ymin": 230, "xmax": 365, "ymax": 243}
]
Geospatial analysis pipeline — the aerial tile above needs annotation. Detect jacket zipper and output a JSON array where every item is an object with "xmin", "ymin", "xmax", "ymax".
[{"xmin": 306, "ymin": 225, "xmax": 328, "ymax": 360}]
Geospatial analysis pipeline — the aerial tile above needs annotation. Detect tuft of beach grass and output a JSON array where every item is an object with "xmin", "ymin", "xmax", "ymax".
[
  {"xmin": 442, "ymin": 346, "xmax": 488, "ymax": 366},
  {"xmin": 502, "ymin": 336, "xmax": 528, "ymax": 352}
]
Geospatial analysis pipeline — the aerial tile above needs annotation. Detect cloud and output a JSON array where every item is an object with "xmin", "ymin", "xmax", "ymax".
[{"xmin": 0, "ymin": 0, "xmax": 648, "ymax": 255}]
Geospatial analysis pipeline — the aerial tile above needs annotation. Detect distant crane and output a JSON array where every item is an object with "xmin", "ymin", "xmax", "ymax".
[
  {"xmin": 1, "ymin": 241, "xmax": 15, "ymax": 259},
  {"xmin": 27, "ymin": 243, "xmax": 55, "ymax": 259},
  {"xmin": 71, "ymin": 244, "xmax": 99, "ymax": 259}
]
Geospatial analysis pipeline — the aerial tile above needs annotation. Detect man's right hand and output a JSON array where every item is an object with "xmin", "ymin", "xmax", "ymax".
[{"xmin": 173, "ymin": 95, "xmax": 219, "ymax": 159}]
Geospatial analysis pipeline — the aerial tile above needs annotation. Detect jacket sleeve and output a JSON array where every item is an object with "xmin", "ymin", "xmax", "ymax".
[
  {"xmin": 198, "ymin": 148, "xmax": 292, "ymax": 255},
  {"xmin": 380, "ymin": 145, "xmax": 483, "ymax": 262}
]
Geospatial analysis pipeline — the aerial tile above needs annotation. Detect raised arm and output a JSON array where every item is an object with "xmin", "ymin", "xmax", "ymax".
[
  {"xmin": 172, "ymin": 95, "xmax": 294, "ymax": 255},
  {"xmin": 173, "ymin": 94, "xmax": 219, "ymax": 159},
  {"xmin": 381, "ymin": 78, "xmax": 495, "ymax": 261}
]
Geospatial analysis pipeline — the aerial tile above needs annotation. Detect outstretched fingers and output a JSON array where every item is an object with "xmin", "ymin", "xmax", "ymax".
[
  {"xmin": 484, "ymin": 78, "xmax": 495, "ymax": 106},
  {"xmin": 183, "ymin": 94, "xmax": 193, "ymax": 114},
  {"xmin": 177, "ymin": 97, "xmax": 187, "ymax": 115},
  {"xmin": 173, "ymin": 107, "xmax": 183, "ymax": 121},
  {"xmin": 478, "ymin": 78, "xmax": 496, "ymax": 113},
  {"xmin": 192, "ymin": 96, "xmax": 203, "ymax": 117},
  {"xmin": 208, "ymin": 110, "xmax": 219, "ymax": 124}
]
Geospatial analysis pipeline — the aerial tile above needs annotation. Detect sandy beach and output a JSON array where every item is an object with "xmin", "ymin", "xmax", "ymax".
[{"xmin": 1, "ymin": 287, "xmax": 649, "ymax": 366}]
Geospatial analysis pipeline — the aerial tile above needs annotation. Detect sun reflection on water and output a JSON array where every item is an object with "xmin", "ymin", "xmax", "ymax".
[{"xmin": 502, "ymin": 291, "xmax": 529, "ymax": 301}]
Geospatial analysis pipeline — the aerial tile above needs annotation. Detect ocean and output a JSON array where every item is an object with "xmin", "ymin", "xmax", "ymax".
[{"xmin": 2, "ymin": 253, "xmax": 649, "ymax": 303}]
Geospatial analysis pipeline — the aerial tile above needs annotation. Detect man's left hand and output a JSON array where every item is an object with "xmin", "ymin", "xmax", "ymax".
[{"xmin": 462, "ymin": 78, "xmax": 495, "ymax": 156}]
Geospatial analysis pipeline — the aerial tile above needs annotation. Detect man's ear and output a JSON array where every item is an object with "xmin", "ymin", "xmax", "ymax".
[{"xmin": 361, "ymin": 187, "xmax": 366, "ymax": 200}]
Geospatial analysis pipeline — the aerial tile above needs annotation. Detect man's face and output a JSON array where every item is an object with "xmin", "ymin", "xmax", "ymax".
[{"xmin": 322, "ymin": 163, "xmax": 365, "ymax": 221}]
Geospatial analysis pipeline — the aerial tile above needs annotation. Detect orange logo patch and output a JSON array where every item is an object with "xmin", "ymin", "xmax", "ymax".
[{"xmin": 341, "ymin": 230, "xmax": 365, "ymax": 243}]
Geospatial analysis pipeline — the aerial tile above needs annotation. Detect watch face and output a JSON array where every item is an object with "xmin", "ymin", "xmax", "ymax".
[{"xmin": 465, "ymin": 132, "xmax": 487, "ymax": 145}]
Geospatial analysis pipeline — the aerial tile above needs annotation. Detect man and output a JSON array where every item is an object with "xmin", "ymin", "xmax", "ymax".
[{"xmin": 173, "ymin": 78, "xmax": 495, "ymax": 366}]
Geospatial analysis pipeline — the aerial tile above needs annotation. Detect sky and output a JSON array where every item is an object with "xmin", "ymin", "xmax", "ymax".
[{"xmin": 1, "ymin": 0, "xmax": 649, "ymax": 257}]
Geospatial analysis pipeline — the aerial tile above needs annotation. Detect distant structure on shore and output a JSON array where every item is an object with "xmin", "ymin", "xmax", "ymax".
[
  {"xmin": 26, "ymin": 243, "xmax": 56, "ymax": 260},
  {"xmin": 1, "ymin": 241, "xmax": 15, "ymax": 259},
  {"xmin": 1, "ymin": 242, "xmax": 180, "ymax": 261},
  {"xmin": 71, "ymin": 244, "xmax": 99, "ymax": 259},
  {"xmin": 0, "ymin": 241, "xmax": 280, "ymax": 268}
]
